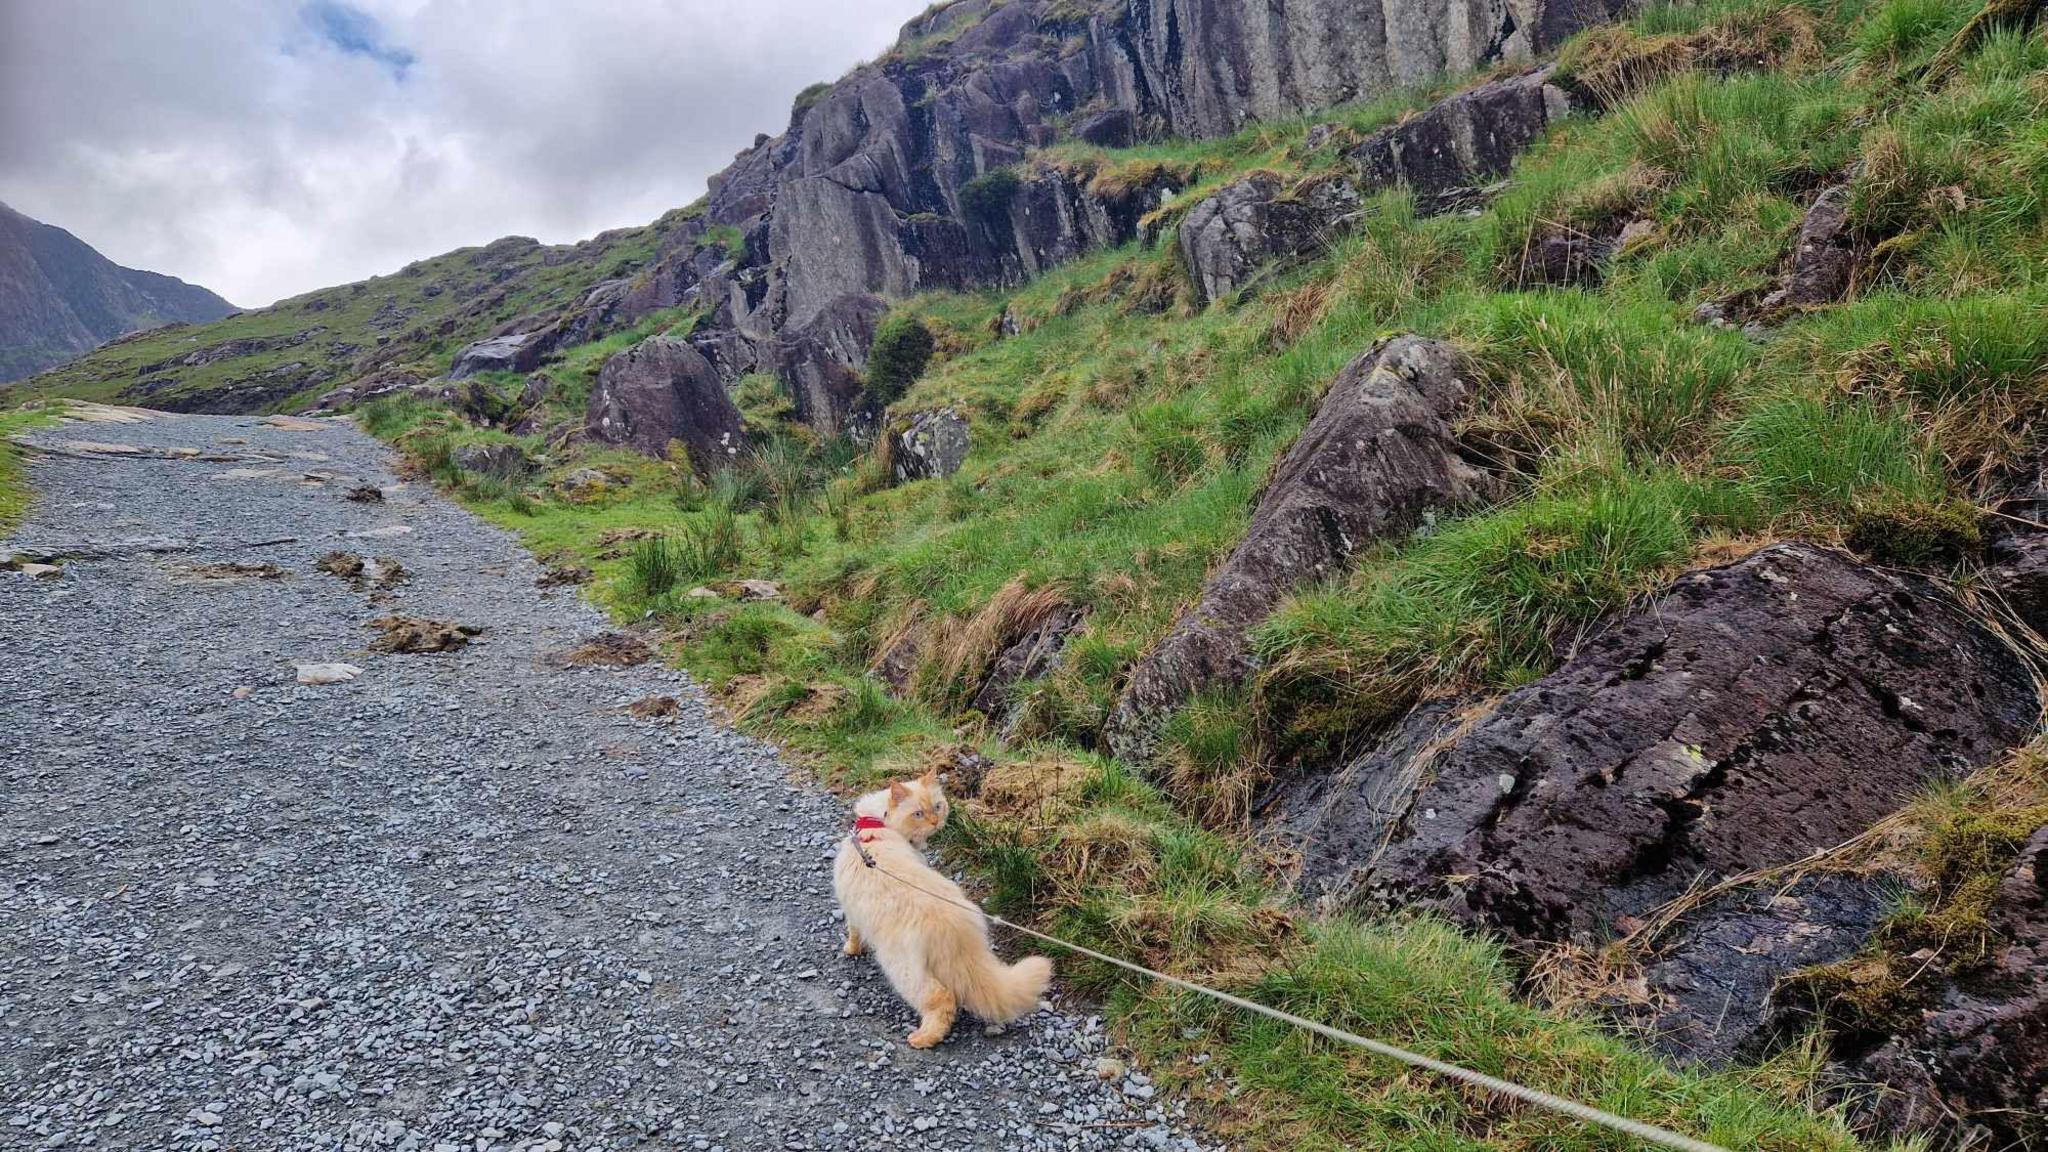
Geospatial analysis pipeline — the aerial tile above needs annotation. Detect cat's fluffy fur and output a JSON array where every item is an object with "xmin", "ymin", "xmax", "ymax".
[{"xmin": 832, "ymin": 771, "xmax": 1052, "ymax": 1048}]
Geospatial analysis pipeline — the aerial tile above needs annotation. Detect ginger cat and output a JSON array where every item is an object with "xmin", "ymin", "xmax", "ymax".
[{"xmin": 832, "ymin": 770, "xmax": 1053, "ymax": 1048}]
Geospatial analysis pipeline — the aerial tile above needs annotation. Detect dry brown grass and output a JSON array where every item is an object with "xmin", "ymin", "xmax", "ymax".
[
  {"xmin": 914, "ymin": 579, "xmax": 1072, "ymax": 710},
  {"xmin": 1559, "ymin": 4, "xmax": 1826, "ymax": 108}
]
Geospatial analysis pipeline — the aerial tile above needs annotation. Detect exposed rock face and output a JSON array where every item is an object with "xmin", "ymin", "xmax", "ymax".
[
  {"xmin": 1180, "ymin": 172, "xmax": 1362, "ymax": 305},
  {"xmin": 1990, "ymin": 455, "xmax": 2048, "ymax": 634},
  {"xmin": 1859, "ymin": 827, "xmax": 2048, "ymax": 1145},
  {"xmin": 1759, "ymin": 183, "xmax": 1858, "ymax": 312},
  {"xmin": 0, "ymin": 200, "xmax": 235, "ymax": 382},
  {"xmin": 449, "ymin": 333, "xmax": 536, "ymax": 379},
  {"xmin": 585, "ymin": 337, "xmax": 746, "ymax": 471},
  {"xmin": 973, "ymin": 604, "xmax": 1088, "ymax": 735},
  {"xmin": 1176, "ymin": 66, "xmax": 1576, "ymax": 304},
  {"xmin": 1106, "ymin": 336, "xmax": 1497, "ymax": 762},
  {"xmin": 767, "ymin": 293, "xmax": 889, "ymax": 435},
  {"xmin": 893, "ymin": 409, "xmax": 972, "ymax": 482},
  {"xmin": 1345, "ymin": 65, "xmax": 1577, "ymax": 214},
  {"xmin": 1346, "ymin": 544, "xmax": 2037, "ymax": 942},
  {"xmin": 1123, "ymin": 0, "xmax": 1622, "ymax": 139}
]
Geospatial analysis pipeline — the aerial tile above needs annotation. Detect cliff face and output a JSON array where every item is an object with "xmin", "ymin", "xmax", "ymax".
[
  {"xmin": 0, "ymin": 202, "xmax": 236, "ymax": 382},
  {"xmin": 508, "ymin": 0, "xmax": 1630, "ymax": 429}
]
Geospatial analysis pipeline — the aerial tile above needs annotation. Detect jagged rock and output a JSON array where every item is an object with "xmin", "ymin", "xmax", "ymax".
[
  {"xmin": 448, "ymin": 332, "xmax": 535, "ymax": 379},
  {"xmin": 1106, "ymin": 336, "xmax": 1497, "ymax": 762},
  {"xmin": 768, "ymin": 293, "xmax": 889, "ymax": 435},
  {"xmin": 1351, "ymin": 544, "xmax": 2037, "ymax": 943},
  {"xmin": 892, "ymin": 409, "xmax": 971, "ymax": 482},
  {"xmin": 1346, "ymin": 65, "xmax": 1576, "ymax": 215},
  {"xmin": 1759, "ymin": 183, "xmax": 1858, "ymax": 312},
  {"xmin": 1857, "ymin": 826, "xmax": 2048, "ymax": 1145},
  {"xmin": 451, "ymin": 443, "xmax": 534, "ymax": 480},
  {"xmin": 586, "ymin": 336, "xmax": 747, "ymax": 470},
  {"xmin": 1180, "ymin": 172, "xmax": 1361, "ymax": 305},
  {"xmin": 1072, "ymin": 109, "xmax": 1136, "ymax": 148},
  {"xmin": 972, "ymin": 604, "xmax": 1087, "ymax": 734}
]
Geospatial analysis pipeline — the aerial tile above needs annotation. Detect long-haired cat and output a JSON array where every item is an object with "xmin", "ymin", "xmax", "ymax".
[{"xmin": 832, "ymin": 770, "xmax": 1053, "ymax": 1048}]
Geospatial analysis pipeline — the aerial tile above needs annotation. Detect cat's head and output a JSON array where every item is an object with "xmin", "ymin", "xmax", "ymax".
[{"xmin": 884, "ymin": 770, "xmax": 949, "ymax": 847}]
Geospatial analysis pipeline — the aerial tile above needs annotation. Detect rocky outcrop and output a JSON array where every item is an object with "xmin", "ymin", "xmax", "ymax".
[
  {"xmin": 892, "ymin": 408, "xmax": 972, "ymax": 482},
  {"xmin": 1990, "ymin": 454, "xmax": 2048, "ymax": 635},
  {"xmin": 1106, "ymin": 336, "xmax": 1497, "ymax": 762},
  {"xmin": 1180, "ymin": 172, "xmax": 1362, "ymax": 305},
  {"xmin": 449, "ymin": 333, "xmax": 538, "ymax": 379},
  {"xmin": 1345, "ymin": 65, "xmax": 1577, "ymax": 215},
  {"xmin": 1332, "ymin": 544, "xmax": 2037, "ymax": 942},
  {"xmin": 1859, "ymin": 826, "xmax": 2048, "ymax": 1145},
  {"xmin": 1123, "ymin": 0, "xmax": 1624, "ymax": 139},
  {"xmin": 973, "ymin": 603, "xmax": 1088, "ymax": 736},
  {"xmin": 1176, "ymin": 66, "xmax": 1577, "ymax": 304},
  {"xmin": 767, "ymin": 293, "xmax": 889, "ymax": 435},
  {"xmin": 585, "ymin": 337, "xmax": 746, "ymax": 471},
  {"xmin": 1758, "ymin": 183, "xmax": 1859, "ymax": 312}
]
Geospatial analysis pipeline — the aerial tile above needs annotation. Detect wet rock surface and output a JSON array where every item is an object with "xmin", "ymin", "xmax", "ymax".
[
  {"xmin": 1759, "ymin": 183, "xmax": 1859, "ymax": 313},
  {"xmin": 1107, "ymin": 336, "xmax": 1495, "ymax": 762},
  {"xmin": 1345, "ymin": 66, "xmax": 1577, "ymax": 215},
  {"xmin": 1179, "ymin": 172, "xmax": 1362, "ymax": 306},
  {"xmin": 0, "ymin": 412, "xmax": 1215, "ymax": 1152},
  {"xmin": 1353, "ymin": 544, "xmax": 2038, "ymax": 942},
  {"xmin": 448, "ymin": 333, "xmax": 536, "ymax": 379}
]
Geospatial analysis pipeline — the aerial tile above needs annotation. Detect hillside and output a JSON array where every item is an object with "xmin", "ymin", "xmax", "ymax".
[
  {"xmin": 0, "ymin": 202, "xmax": 236, "ymax": 382},
  {"xmin": 15, "ymin": 0, "xmax": 2048, "ymax": 1149}
]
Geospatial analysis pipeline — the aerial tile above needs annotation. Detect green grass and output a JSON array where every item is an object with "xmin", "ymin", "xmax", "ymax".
[
  {"xmin": 340, "ymin": 0, "xmax": 2048, "ymax": 1147},
  {"xmin": 0, "ymin": 403, "xmax": 59, "ymax": 533}
]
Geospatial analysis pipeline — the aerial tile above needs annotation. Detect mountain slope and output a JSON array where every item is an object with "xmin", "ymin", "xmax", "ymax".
[
  {"xmin": 0, "ymin": 202, "xmax": 236, "ymax": 382},
  {"xmin": 8, "ymin": 218, "xmax": 689, "ymax": 414}
]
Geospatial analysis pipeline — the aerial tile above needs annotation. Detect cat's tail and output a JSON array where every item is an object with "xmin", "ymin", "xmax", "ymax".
[{"xmin": 942, "ymin": 944, "xmax": 1053, "ymax": 1024}]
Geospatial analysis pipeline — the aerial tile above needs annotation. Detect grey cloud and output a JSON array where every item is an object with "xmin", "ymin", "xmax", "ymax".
[{"xmin": 0, "ymin": 0, "xmax": 928, "ymax": 306}]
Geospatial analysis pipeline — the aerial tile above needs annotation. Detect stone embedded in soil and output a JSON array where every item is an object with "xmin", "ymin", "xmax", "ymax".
[
  {"xmin": 1345, "ymin": 543, "xmax": 2038, "ymax": 943},
  {"xmin": 1105, "ymin": 335, "xmax": 1497, "ymax": 763}
]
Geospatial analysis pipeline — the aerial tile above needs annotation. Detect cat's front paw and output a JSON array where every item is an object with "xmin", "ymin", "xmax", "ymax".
[
  {"xmin": 906, "ymin": 1026, "xmax": 947, "ymax": 1049},
  {"xmin": 841, "ymin": 933, "xmax": 864, "ymax": 957}
]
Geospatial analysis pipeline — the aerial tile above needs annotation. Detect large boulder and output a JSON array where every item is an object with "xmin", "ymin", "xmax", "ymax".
[
  {"xmin": 449, "ymin": 333, "xmax": 536, "ymax": 379},
  {"xmin": 1180, "ymin": 172, "xmax": 1361, "ymax": 305},
  {"xmin": 1105, "ymin": 336, "xmax": 1497, "ymax": 762},
  {"xmin": 1330, "ymin": 544, "xmax": 2037, "ymax": 942},
  {"xmin": 1345, "ymin": 65, "xmax": 1576, "ymax": 215},
  {"xmin": 892, "ymin": 409, "xmax": 971, "ymax": 482},
  {"xmin": 586, "ymin": 336, "xmax": 746, "ymax": 471}
]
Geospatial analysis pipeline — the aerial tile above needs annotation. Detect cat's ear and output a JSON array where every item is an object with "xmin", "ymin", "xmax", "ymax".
[
  {"xmin": 919, "ymin": 768, "xmax": 940, "ymax": 790},
  {"xmin": 888, "ymin": 780, "xmax": 910, "ymax": 808}
]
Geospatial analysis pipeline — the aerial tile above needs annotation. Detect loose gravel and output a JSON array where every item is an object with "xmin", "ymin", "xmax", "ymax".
[{"xmin": 0, "ymin": 412, "xmax": 1219, "ymax": 1152}]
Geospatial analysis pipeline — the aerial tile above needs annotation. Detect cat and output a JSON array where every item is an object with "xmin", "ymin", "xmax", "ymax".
[{"xmin": 832, "ymin": 769, "xmax": 1053, "ymax": 1048}]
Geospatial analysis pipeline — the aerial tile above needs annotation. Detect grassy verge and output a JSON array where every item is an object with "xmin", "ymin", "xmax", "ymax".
[
  {"xmin": 355, "ymin": 0, "xmax": 2048, "ymax": 1146},
  {"xmin": 0, "ymin": 402, "xmax": 60, "ymax": 534}
]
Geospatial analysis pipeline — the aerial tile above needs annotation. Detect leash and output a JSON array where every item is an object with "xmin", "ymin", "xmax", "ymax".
[{"xmin": 846, "ymin": 830, "xmax": 1731, "ymax": 1152}]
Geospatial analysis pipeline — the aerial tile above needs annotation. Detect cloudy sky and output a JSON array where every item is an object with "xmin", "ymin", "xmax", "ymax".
[{"xmin": 0, "ymin": 0, "xmax": 929, "ymax": 308}]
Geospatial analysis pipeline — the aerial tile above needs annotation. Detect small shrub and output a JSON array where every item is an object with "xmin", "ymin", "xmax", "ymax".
[
  {"xmin": 867, "ymin": 313, "xmax": 936, "ymax": 406},
  {"xmin": 959, "ymin": 168, "xmax": 1023, "ymax": 232},
  {"xmin": 791, "ymin": 81, "xmax": 832, "ymax": 119}
]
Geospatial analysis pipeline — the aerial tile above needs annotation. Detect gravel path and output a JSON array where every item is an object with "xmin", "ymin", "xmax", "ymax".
[{"xmin": 0, "ymin": 411, "xmax": 1216, "ymax": 1152}]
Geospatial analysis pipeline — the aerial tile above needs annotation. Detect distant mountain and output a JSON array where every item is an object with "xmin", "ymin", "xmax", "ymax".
[{"xmin": 0, "ymin": 202, "xmax": 237, "ymax": 382}]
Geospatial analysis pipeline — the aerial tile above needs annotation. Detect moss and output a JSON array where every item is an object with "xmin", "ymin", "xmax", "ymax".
[
  {"xmin": 1844, "ymin": 497, "xmax": 1982, "ymax": 566},
  {"xmin": 791, "ymin": 80, "xmax": 833, "ymax": 119},
  {"xmin": 866, "ymin": 313, "xmax": 936, "ymax": 406},
  {"xmin": 959, "ymin": 167, "xmax": 1024, "ymax": 231},
  {"xmin": 1777, "ymin": 952, "xmax": 1931, "ymax": 1047}
]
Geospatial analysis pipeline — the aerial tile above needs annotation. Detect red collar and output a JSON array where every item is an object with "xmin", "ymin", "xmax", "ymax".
[{"xmin": 854, "ymin": 815, "xmax": 887, "ymax": 843}]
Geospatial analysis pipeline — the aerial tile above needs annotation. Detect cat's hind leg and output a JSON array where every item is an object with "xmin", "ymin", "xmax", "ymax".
[
  {"xmin": 906, "ymin": 984, "xmax": 956, "ymax": 1049},
  {"xmin": 842, "ymin": 926, "xmax": 865, "ymax": 957}
]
